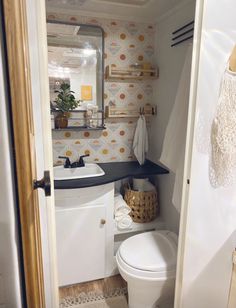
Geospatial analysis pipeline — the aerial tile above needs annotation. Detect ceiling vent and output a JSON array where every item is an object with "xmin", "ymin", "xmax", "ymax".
[{"xmin": 93, "ymin": 0, "xmax": 151, "ymax": 6}]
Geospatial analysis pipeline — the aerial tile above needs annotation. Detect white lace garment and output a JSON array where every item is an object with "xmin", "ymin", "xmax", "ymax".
[{"xmin": 210, "ymin": 68, "xmax": 236, "ymax": 187}]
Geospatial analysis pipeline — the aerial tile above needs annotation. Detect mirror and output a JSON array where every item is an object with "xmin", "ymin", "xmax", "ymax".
[{"xmin": 47, "ymin": 21, "xmax": 104, "ymax": 128}]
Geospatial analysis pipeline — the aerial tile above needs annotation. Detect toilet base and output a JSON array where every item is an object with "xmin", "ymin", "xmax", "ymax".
[
  {"xmin": 116, "ymin": 230, "xmax": 178, "ymax": 308},
  {"xmin": 126, "ymin": 278, "xmax": 175, "ymax": 308}
]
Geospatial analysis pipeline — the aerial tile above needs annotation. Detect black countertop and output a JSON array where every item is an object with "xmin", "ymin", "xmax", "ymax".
[{"xmin": 54, "ymin": 160, "xmax": 169, "ymax": 189}]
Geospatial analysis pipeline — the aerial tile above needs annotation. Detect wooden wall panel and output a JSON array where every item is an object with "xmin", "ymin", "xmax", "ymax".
[{"xmin": 2, "ymin": 1, "xmax": 45, "ymax": 307}]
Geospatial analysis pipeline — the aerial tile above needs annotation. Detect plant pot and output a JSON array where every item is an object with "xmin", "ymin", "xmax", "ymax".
[{"xmin": 55, "ymin": 113, "xmax": 68, "ymax": 129}]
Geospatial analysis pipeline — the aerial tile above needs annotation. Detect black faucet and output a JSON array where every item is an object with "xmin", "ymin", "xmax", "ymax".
[
  {"xmin": 71, "ymin": 154, "xmax": 90, "ymax": 168},
  {"xmin": 58, "ymin": 156, "xmax": 71, "ymax": 168},
  {"xmin": 58, "ymin": 154, "xmax": 90, "ymax": 168}
]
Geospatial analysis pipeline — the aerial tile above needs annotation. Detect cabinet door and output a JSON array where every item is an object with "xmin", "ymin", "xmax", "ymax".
[{"xmin": 56, "ymin": 204, "xmax": 106, "ymax": 286}]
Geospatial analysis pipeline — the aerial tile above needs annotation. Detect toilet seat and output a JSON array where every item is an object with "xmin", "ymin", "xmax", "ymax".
[{"xmin": 117, "ymin": 230, "xmax": 178, "ymax": 280}]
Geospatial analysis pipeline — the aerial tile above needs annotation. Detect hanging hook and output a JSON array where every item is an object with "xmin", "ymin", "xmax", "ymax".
[{"xmin": 139, "ymin": 107, "xmax": 145, "ymax": 116}]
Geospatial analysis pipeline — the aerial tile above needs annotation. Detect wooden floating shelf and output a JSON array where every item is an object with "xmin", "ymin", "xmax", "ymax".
[
  {"xmin": 105, "ymin": 65, "xmax": 159, "ymax": 82},
  {"xmin": 52, "ymin": 126, "xmax": 106, "ymax": 131},
  {"xmin": 51, "ymin": 110, "xmax": 105, "ymax": 131},
  {"xmin": 105, "ymin": 105, "xmax": 157, "ymax": 118}
]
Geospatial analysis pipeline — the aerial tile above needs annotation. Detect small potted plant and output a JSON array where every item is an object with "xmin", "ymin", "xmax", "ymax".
[{"xmin": 54, "ymin": 82, "xmax": 78, "ymax": 129}]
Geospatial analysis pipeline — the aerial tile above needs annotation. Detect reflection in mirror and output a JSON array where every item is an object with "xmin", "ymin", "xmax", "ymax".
[{"xmin": 47, "ymin": 21, "xmax": 104, "ymax": 129}]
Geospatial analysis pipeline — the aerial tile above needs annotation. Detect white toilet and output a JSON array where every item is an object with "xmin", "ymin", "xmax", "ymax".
[{"xmin": 116, "ymin": 230, "xmax": 178, "ymax": 308}]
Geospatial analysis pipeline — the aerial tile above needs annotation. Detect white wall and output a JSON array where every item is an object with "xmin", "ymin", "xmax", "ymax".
[
  {"xmin": 176, "ymin": 0, "xmax": 236, "ymax": 307},
  {"xmin": 148, "ymin": 0, "xmax": 196, "ymax": 234},
  {"xmin": 0, "ymin": 22, "xmax": 23, "ymax": 308}
]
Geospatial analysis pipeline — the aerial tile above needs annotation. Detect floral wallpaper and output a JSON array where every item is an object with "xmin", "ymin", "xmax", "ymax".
[{"xmin": 47, "ymin": 12, "xmax": 156, "ymax": 164}]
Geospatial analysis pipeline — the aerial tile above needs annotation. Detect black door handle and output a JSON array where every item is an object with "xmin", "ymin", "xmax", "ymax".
[{"xmin": 33, "ymin": 170, "xmax": 51, "ymax": 197}]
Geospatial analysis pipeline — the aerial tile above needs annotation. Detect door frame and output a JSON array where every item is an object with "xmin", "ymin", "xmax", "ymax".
[
  {"xmin": 2, "ymin": 0, "xmax": 57, "ymax": 307},
  {"xmin": 2, "ymin": 0, "xmax": 207, "ymax": 307},
  {"xmin": 174, "ymin": 0, "xmax": 204, "ymax": 307}
]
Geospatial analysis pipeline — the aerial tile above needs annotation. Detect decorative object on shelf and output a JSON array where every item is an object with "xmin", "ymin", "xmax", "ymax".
[
  {"xmin": 142, "ymin": 62, "xmax": 152, "ymax": 76},
  {"xmin": 124, "ymin": 183, "xmax": 158, "ymax": 223},
  {"xmin": 53, "ymin": 82, "xmax": 79, "ymax": 129},
  {"xmin": 105, "ymin": 104, "xmax": 157, "ymax": 118},
  {"xmin": 129, "ymin": 63, "xmax": 143, "ymax": 76},
  {"xmin": 105, "ymin": 64, "xmax": 159, "ymax": 82},
  {"xmin": 55, "ymin": 113, "xmax": 68, "ymax": 129},
  {"xmin": 52, "ymin": 110, "xmax": 105, "ymax": 131},
  {"xmin": 86, "ymin": 104, "xmax": 99, "ymax": 128}
]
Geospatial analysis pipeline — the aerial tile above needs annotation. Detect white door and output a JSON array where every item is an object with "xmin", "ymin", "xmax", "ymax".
[
  {"xmin": 175, "ymin": 0, "xmax": 236, "ymax": 307},
  {"xmin": 25, "ymin": 0, "xmax": 59, "ymax": 307}
]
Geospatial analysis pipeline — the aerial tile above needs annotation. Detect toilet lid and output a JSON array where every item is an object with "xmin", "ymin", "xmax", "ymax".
[{"xmin": 119, "ymin": 231, "xmax": 177, "ymax": 272}]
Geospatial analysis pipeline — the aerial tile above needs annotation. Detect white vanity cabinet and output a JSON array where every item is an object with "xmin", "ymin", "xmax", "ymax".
[{"xmin": 55, "ymin": 183, "xmax": 114, "ymax": 286}]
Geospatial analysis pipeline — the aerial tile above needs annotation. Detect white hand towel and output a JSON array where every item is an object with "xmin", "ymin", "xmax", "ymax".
[
  {"xmin": 133, "ymin": 115, "xmax": 149, "ymax": 165},
  {"xmin": 116, "ymin": 215, "xmax": 133, "ymax": 230}
]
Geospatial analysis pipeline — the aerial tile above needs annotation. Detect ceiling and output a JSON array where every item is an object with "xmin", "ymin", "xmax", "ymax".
[
  {"xmin": 47, "ymin": 22, "xmax": 102, "ymax": 49},
  {"xmin": 48, "ymin": 46, "xmax": 97, "ymax": 75},
  {"xmin": 47, "ymin": 23, "xmax": 100, "ymax": 75},
  {"xmin": 45, "ymin": 0, "xmax": 182, "ymax": 22}
]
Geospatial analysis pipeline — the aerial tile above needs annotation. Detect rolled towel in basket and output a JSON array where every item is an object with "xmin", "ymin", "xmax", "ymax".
[{"xmin": 133, "ymin": 178, "xmax": 156, "ymax": 192}]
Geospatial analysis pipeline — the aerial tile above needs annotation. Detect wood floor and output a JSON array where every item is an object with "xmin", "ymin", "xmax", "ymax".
[{"xmin": 59, "ymin": 275, "xmax": 127, "ymax": 300}]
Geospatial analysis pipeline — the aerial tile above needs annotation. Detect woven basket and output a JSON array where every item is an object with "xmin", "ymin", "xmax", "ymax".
[{"xmin": 124, "ymin": 184, "xmax": 158, "ymax": 223}]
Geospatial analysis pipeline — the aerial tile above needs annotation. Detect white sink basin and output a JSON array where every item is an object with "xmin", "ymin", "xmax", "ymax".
[{"xmin": 53, "ymin": 163, "xmax": 105, "ymax": 180}]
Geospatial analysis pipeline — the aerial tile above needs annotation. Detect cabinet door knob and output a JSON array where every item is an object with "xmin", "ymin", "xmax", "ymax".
[{"xmin": 101, "ymin": 219, "xmax": 106, "ymax": 225}]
